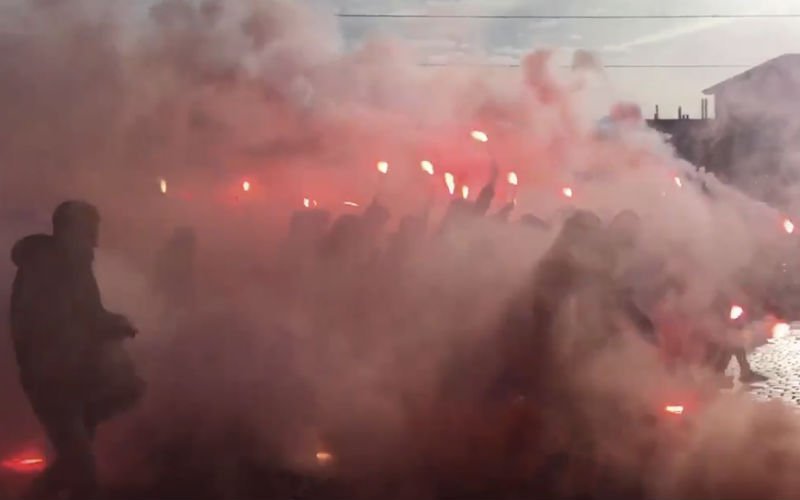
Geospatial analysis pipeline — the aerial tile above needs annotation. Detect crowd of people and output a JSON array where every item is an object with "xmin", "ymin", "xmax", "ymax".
[{"xmin": 7, "ymin": 169, "xmax": 792, "ymax": 499}]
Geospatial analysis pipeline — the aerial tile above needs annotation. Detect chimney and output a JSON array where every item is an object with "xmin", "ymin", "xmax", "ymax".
[
  {"xmin": 678, "ymin": 106, "xmax": 683, "ymax": 119},
  {"xmin": 654, "ymin": 105, "xmax": 660, "ymax": 120}
]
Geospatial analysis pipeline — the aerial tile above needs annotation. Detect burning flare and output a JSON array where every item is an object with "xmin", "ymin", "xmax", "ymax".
[
  {"xmin": 664, "ymin": 405, "xmax": 684, "ymax": 415},
  {"xmin": 507, "ymin": 171, "xmax": 519, "ymax": 186},
  {"xmin": 444, "ymin": 172, "xmax": 456, "ymax": 196},
  {"xmin": 242, "ymin": 180, "xmax": 251, "ymax": 192},
  {"xmin": 303, "ymin": 198, "xmax": 310, "ymax": 208},
  {"xmin": 377, "ymin": 161, "xmax": 389, "ymax": 175},
  {"xmin": 461, "ymin": 185, "xmax": 470, "ymax": 200},
  {"xmin": 316, "ymin": 451, "xmax": 334, "ymax": 466},
  {"xmin": 421, "ymin": 160, "xmax": 435, "ymax": 176},
  {"xmin": 562, "ymin": 187, "xmax": 574, "ymax": 199},
  {"xmin": 159, "ymin": 178, "xmax": 167, "ymax": 194},
  {"xmin": 343, "ymin": 201, "xmax": 360, "ymax": 207},
  {"xmin": 674, "ymin": 176, "xmax": 682, "ymax": 188},
  {"xmin": 730, "ymin": 305, "xmax": 744, "ymax": 321},
  {"xmin": 470, "ymin": 130, "xmax": 489, "ymax": 143},
  {"xmin": 783, "ymin": 218, "xmax": 795, "ymax": 234},
  {"xmin": 772, "ymin": 322, "xmax": 791, "ymax": 339},
  {"xmin": 2, "ymin": 452, "xmax": 46, "ymax": 474}
]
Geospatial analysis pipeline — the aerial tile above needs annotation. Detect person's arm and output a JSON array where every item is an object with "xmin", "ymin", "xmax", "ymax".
[
  {"xmin": 75, "ymin": 267, "xmax": 136, "ymax": 340},
  {"xmin": 473, "ymin": 164, "xmax": 499, "ymax": 216}
]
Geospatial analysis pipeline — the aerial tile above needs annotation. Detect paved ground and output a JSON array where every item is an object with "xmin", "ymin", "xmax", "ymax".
[{"xmin": 733, "ymin": 322, "xmax": 800, "ymax": 406}]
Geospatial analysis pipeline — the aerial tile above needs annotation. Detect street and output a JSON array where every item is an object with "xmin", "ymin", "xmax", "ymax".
[{"xmin": 737, "ymin": 323, "xmax": 800, "ymax": 407}]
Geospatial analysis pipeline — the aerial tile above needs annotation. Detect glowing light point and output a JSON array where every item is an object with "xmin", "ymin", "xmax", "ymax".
[
  {"xmin": 507, "ymin": 171, "xmax": 519, "ymax": 186},
  {"xmin": 316, "ymin": 451, "xmax": 333, "ymax": 466},
  {"xmin": 784, "ymin": 218, "xmax": 795, "ymax": 234},
  {"xmin": 730, "ymin": 305, "xmax": 744, "ymax": 321},
  {"xmin": 470, "ymin": 130, "xmax": 489, "ymax": 143},
  {"xmin": 674, "ymin": 176, "xmax": 682, "ymax": 188},
  {"xmin": 421, "ymin": 160, "xmax": 435, "ymax": 175},
  {"xmin": 444, "ymin": 172, "xmax": 456, "ymax": 196},
  {"xmin": 562, "ymin": 187, "xmax": 574, "ymax": 199},
  {"xmin": 377, "ymin": 161, "xmax": 389, "ymax": 175},
  {"xmin": 772, "ymin": 322, "xmax": 791, "ymax": 339},
  {"xmin": 303, "ymin": 198, "xmax": 311, "ymax": 208},
  {"xmin": 664, "ymin": 405, "xmax": 684, "ymax": 415},
  {"xmin": 343, "ymin": 201, "xmax": 360, "ymax": 207},
  {"xmin": 159, "ymin": 178, "xmax": 167, "ymax": 194},
  {"xmin": 242, "ymin": 181, "xmax": 251, "ymax": 192},
  {"xmin": 461, "ymin": 185, "xmax": 470, "ymax": 200}
]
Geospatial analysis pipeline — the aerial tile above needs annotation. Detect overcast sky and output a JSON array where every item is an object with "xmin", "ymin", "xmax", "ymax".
[{"xmin": 320, "ymin": 0, "xmax": 800, "ymax": 119}]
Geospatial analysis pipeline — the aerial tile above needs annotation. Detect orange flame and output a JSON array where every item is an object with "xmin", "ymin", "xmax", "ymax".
[
  {"xmin": 470, "ymin": 130, "xmax": 489, "ymax": 143},
  {"xmin": 316, "ymin": 451, "xmax": 334, "ymax": 465},
  {"xmin": 772, "ymin": 322, "xmax": 791, "ymax": 339},
  {"xmin": 159, "ymin": 178, "xmax": 167, "ymax": 194},
  {"xmin": 664, "ymin": 405, "xmax": 684, "ymax": 415},
  {"xmin": 242, "ymin": 180, "xmax": 251, "ymax": 192},
  {"xmin": 507, "ymin": 172, "xmax": 519, "ymax": 186},
  {"xmin": 783, "ymin": 218, "xmax": 795, "ymax": 234},
  {"xmin": 461, "ymin": 185, "xmax": 470, "ymax": 200},
  {"xmin": 444, "ymin": 172, "xmax": 456, "ymax": 195},
  {"xmin": 421, "ymin": 160, "xmax": 435, "ymax": 175},
  {"xmin": 377, "ymin": 161, "xmax": 389, "ymax": 175},
  {"xmin": 562, "ymin": 187, "xmax": 574, "ymax": 199},
  {"xmin": 730, "ymin": 305, "xmax": 744, "ymax": 320}
]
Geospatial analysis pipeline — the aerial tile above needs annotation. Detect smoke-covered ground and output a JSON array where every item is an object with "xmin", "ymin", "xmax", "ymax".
[{"xmin": 3, "ymin": 1, "xmax": 800, "ymax": 499}]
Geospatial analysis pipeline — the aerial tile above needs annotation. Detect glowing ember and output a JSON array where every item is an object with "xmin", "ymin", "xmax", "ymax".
[
  {"xmin": 730, "ymin": 305, "xmax": 744, "ymax": 321},
  {"xmin": 377, "ymin": 161, "xmax": 389, "ymax": 175},
  {"xmin": 421, "ymin": 160, "xmax": 435, "ymax": 175},
  {"xmin": 159, "ymin": 178, "xmax": 167, "ymax": 194},
  {"xmin": 242, "ymin": 181, "xmax": 251, "ymax": 192},
  {"xmin": 772, "ymin": 322, "xmax": 791, "ymax": 339},
  {"xmin": 444, "ymin": 172, "xmax": 456, "ymax": 196},
  {"xmin": 2, "ymin": 453, "xmax": 46, "ymax": 474},
  {"xmin": 562, "ymin": 187, "xmax": 574, "ymax": 199},
  {"xmin": 316, "ymin": 451, "xmax": 333, "ymax": 465},
  {"xmin": 461, "ymin": 185, "xmax": 470, "ymax": 200},
  {"xmin": 343, "ymin": 201, "xmax": 360, "ymax": 207},
  {"xmin": 664, "ymin": 405, "xmax": 684, "ymax": 415},
  {"xmin": 470, "ymin": 130, "xmax": 489, "ymax": 143},
  {"xmin": 507, "ymin": 172, "xmax": 519, "ymax": 186},
  {"xmin": 783, "ymin": 218, "xmax": 795, "ymax": 234},
  {"xmin": 303, "ymin": 198, "xmax": 311, "ymax": 208},
  {"xmin": 674, "ymin": 176, "xmax": 682, "ymax": 188}
]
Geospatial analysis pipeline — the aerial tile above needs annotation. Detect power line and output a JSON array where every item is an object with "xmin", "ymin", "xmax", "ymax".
[
  {"xmin": 337, "ymin": 13, "xmax": 800, "ymax": 20},
  {"xmin": 419, "ymin": 62, "xmax": 752, "ymax": 68}
]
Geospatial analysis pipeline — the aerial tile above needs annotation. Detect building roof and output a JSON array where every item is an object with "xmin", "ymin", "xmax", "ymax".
[{"xmin": 703, "ymin": 53, "xmax": 800, "ymax": 95}]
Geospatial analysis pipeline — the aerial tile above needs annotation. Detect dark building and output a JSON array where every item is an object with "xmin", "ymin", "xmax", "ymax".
[{"xmin": 648, "ymin": 54, "xmax": 800, "ymax": 204}]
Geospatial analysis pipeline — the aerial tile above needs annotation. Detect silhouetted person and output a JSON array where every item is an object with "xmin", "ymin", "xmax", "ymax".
[
  {"xmin": 154, "ymin": 226, "xmax": 197, "ymax": 312},
  {"xmin": 607, "ymin": 210, "xmax": 657, "ymax": 344},
  {"xmin": 493, "ymin": 202, "xmax": 516, "ymax": 223},
  {"xmin": 383, "ymin": 214, "xmax": 427, "ymax": 266},
  {"xmin": 518, "ymin": 213, "xmax": 550, "ymax": 232},
  {"xmin": 708, "ymin": 292, "xmax": 768, "ymax": 384},
  {"xmin": 495, "ymin": 210, "xmax": 607, "ymax": 399},
  {"xmin": 10, "ymin": 201, "xmax": 140, "ymax": 500}
]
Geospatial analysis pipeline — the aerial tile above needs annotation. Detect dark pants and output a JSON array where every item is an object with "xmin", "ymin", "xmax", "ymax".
[{"xmin": 21, "ymin": 377, "xmax": 98, "ymax": 500}]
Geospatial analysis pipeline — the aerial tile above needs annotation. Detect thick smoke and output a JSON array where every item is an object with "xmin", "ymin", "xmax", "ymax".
[{"xmin": 1, "ymin": 1, "xmax": 800, "ymax": 499}]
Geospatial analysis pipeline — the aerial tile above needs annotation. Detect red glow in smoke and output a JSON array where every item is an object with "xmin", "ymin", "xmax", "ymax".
[{"xmin": 2, "ymin": 452, "xmax": 47, "ymax": 474}]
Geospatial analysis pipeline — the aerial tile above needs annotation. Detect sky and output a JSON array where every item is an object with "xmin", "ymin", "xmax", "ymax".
[{"xmin": 317, "ymin": 0, "xmax": 800, "ymax": 119}]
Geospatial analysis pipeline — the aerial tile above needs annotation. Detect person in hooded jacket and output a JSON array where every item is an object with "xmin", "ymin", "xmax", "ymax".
[{"xmin": 10, "ymin": 201, "xmax": 140, "ymax": 499}]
